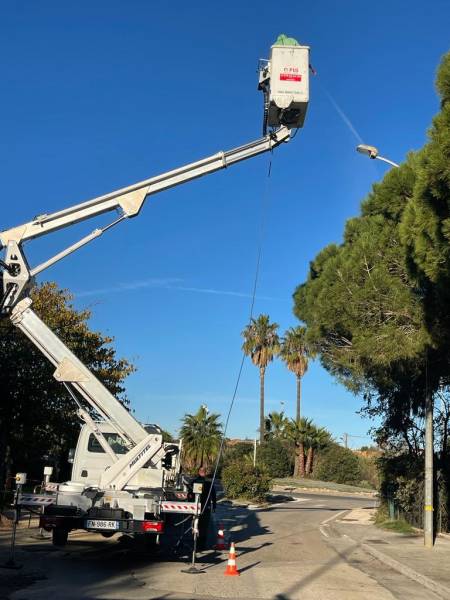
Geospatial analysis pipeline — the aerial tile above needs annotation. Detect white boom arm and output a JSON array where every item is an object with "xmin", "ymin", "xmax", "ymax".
[
  {"xmin": 0, "ymin": 126, "xmax": 295, "ymax": 490},
  {"xmin": 10, "ymin": 297, "xmax": 148, "ymax": 446},
  {"xmin": 1, "ymin": 127, "xmax": 290, "ymax": 246},
  {"xmin": 11, "ymin": 296, "xmax": 168, "ymax": 489},
  {"xmin": 0, "ymin": 126, "xmax": 290, "ymax": 312}
]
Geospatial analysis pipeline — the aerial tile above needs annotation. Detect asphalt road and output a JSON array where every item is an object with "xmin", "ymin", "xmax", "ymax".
[{"xmin": 0, "ymin": 491, "xmax": 439, "ymax": 600}]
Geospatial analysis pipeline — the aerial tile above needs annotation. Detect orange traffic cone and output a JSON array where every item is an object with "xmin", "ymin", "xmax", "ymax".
[
  {"xmin": 214, "ymin": 523, "xmax": 228, "ymax": 551},
  {"xmin": 224, "ymin": 541, "xmax": 240, "ymax": 576}
]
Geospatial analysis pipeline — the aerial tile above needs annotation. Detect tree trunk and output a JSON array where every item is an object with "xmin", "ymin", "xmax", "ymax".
[
  {"xmin": 260, "ymin": 367, "xmax": 265, "ymax": 444},
  {"xmin": 299, "ymin": 442, "xmax": 306, "ymax": 477},
  {"xmin": 293, "ymin": 443, "xmax": 305, "ymax": 478},
  {"xmin": 305, "ymin": 447, "xmax": 314, "ymax": 475},
  {"xmin": 294, "ymin": 450, "xmax": 300, "ymax": 477},
  {"xmin": 296, "ymin": 376, "xmax": 301, "ymax": 422}
]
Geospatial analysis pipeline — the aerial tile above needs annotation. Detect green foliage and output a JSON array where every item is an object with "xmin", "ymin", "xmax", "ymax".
[
  {"xmin": 264, "ymin": 411, "xmax": 289, "ymax": 440},
  {"xmin": 285, "ymin": 417, "xmax": 311, "ymax": 477},
  {"xmin": 279, "ymin": 327, "xmax": 310, "ymax": 378},
  {"xmin": 304, "ymin": 424, "xmax": 332, "ymax": 475},
  {"xmin": 0, "ymin": 282, "xmax": 135, "ymax": 487},
  {"xmin": 223, "ymin": 441, "xmax": 253, "ymax": 465},
  {"xmin": 377, "ymin": 451, "xmax": 450, "ymax": 531},
  {"xmin": 161, "ymin": 429, "xmax": 174, "ymax": 443},
  {"xmin": 357, "ymin": 454, "xmax": 379, "ymax": 489},
  {"xmin": 279, "ymin": 327, "xmax": 312, "ymax": 419},
  {"xmin": 264, "ymin": 415, "xmax": 332, "ymax": 478},
  {"xmin": 222, "ymin": 461, "xmax": 272, "ymax": 502},
  {"xmin": 242, "ymin": 314, "xmax": 280, "ymax": 442},
  {"xmin": 374, "ymin": 503, "xmax": 389, "ymax": 524},
  {"xmin": 293, "ymin": 52, "xmax": 450, "ymax": 463},
  {"xmin": 257, "ymin": 439, "xmax": 291, "ymax": 478},
  {"xmin": 399, "ymin": 51, "xmax": 450, "ymax": 392},
  {"xmin": 375, "ymin": 503, "xmax": 416, "ymax": 535},
  {"xmin": 400, "ymin": 51, "xmax": 450, "ymax": 285},
  {"xmin": 179, "ymin": 406, "xmax": 222, "ymax": 472},
  {"xmin": 376, "ymin": 451, "xmax": 424, "ymax": 527},
  {"xmin": 294, "ymin": 188, "xmax": 429, "ymax": 393},
  {"xmin": 376, "ymin": 450, "xmax": 423, "ymax": 502},
  {"xmin": 241, "ymin": 314, "xmax": 280, "ymax": 370},
  {"xmin": 380, "ymin": 520, "xmax": 415, "ymax": 534},
  {"xmin": 394, "ymin": 476, "xmax": 424, "ymax": 515},
  {"xmin": 314, "ymin": 443, "xmax": 362, "ymax": 485}
]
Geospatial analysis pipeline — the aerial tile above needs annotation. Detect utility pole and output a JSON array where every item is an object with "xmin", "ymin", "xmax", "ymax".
[
  {"xmin": 343, "ymin": 433, "xmax": 348, "ymax": 449},
  {"xmin": 424, "ymin": 389, "xmax": 434, "ymax": 548}
]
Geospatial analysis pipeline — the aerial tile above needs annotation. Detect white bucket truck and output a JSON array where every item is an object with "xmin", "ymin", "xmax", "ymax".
[{"xmin": 0, "ymin": 36, "xmax": 309, "ymax": 547}]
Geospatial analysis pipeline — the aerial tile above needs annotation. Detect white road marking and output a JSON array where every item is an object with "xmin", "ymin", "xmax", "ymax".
[
  {"xmin": 319, "ymin": 526, "xmax": 329, "ymax": 538},
  {"xmin": 321, "ymin": 510, "xmax": 349, "ymax": 525}
]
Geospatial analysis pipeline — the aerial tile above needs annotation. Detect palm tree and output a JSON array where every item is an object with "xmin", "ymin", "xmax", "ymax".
[
  {"xmin": 265, "ymin": 411, "xmax": 288, "ymax": 440},
  {"xmin": 285, "ymin": 417, "xmax": 311, "ymax": 477},
  {"xmin": 179, "ymin": 405, "xmax": 222, "ymax": 471},
  {"xmin": 242, "ymin": 314, "xmax": 280, "ymax": 443},
  {"xmin": 280, "ymin": 326, "xmax": 311, "ymax": 421},
  {"xmin": 304, "ymin": 425, "xmax": 331, "ymax": 475}
]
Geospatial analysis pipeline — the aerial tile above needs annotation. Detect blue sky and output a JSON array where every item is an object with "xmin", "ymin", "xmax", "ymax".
[{"xmin": 1, "ymin": 1, "xmax": 449, "ymax": 446}]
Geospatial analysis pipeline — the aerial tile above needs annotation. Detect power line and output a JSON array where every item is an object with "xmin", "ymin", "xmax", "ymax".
[{"xmin": 202, "ymin": 152, "xmax": 274, "ymax": 512}]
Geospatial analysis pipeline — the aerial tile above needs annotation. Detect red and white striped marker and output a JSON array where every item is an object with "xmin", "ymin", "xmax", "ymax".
[
  {"xmin": 224, "ymin": 541, "xmax": 240, "ymax": 576},
  {"xmin": 213, "ymin": 522, "xmax": 228, "ymax": 551}
]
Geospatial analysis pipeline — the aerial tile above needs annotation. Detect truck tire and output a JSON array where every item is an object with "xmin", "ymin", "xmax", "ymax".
[{"xmin": 52, "ymin": 527, "xmax": 69, "ymax": 547}]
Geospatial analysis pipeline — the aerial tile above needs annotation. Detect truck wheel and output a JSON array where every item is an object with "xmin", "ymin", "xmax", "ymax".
[{"xmin": 52, "ymin": 527, "xmax": 69, "ymax": 547}]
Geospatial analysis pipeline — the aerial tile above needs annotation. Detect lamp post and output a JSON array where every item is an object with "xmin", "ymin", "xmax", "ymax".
[
  {"xmin": 356, "ymin": 142, "xmax": 434, "ymax": 549},
  {"xmin": 356, "ymin": 144, "xmax": 399, "ymax": 168}
]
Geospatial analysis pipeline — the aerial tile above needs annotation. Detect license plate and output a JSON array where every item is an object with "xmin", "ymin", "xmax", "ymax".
[{"xmin": 85, "ymin": 519, "xmax": 119, "ymax": 531}]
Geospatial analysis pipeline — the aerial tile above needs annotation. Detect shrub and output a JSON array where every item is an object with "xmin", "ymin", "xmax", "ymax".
[
  {"xmin": 224, "ymin": 442, "xmax": 254, "ymax": 464},
  {"xmin": 377, "ymin": 451, "xmax": 423, "ymax": 505},
  {"xmin": 394, "ymin": 476, "xmax": 423, "ymax": 514},
  {"xmin": 377, "ymin": 452, "xmax": 450, "ymax": 532},
  {"xmin": 222, "ymin": 461, "xmax": 272, "ymax": 502},
  {"xmin": 217, "ymin": 441, "xmax": 253, "ymax": 476},
  {"xmin": 357, "ymin": 454, "xmax": 379, "ymax": 489},
  {"xmin": 257, "ymin": 439, "xmax": 291, "ymax": 478},
  {"xmin": 314, "ymin": 443, "xmax": 362, "ymax": 485}
]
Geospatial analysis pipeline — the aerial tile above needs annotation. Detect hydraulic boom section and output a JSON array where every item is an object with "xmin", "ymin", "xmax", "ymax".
[{"xmin": 0, "ymin": 127, "xmax": 291, "ymax": 314}]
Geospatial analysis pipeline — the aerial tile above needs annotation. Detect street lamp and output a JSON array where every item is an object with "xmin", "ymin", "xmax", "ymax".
[{"xmin": 356, "ymin": 144, "xmax": 399, "ymax": 168}]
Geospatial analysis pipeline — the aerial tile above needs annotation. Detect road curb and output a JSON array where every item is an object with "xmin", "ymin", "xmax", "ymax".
[
  {"xmin": 360, "ymin": 542, "xmax": 450, "ymax": 600},
  {"xmin": 272, "ymin": 484, "xmax": 377, "ymax": 498}
]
